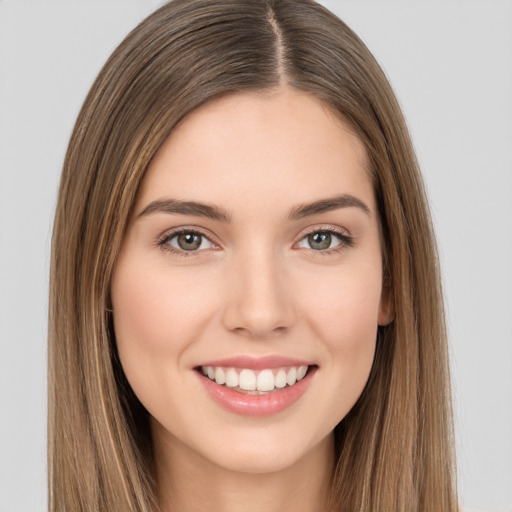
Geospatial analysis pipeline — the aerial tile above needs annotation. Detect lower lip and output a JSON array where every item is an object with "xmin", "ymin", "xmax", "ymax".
[{"xmin": 197, "ymin": 367, "xmax": 316, "ymax": 417}]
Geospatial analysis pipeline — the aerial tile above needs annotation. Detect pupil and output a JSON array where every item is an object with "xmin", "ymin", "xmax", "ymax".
[
  {"xmin": 178, "ymin": 233, "xmax": 201, "ymax": 251},
  {"xmin": 309, "ymin": 232, "xmax": 331, "ymax": 250}
]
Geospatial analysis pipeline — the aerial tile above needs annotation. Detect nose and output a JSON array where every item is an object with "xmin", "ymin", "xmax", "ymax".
[{"xmin": 221, "ymin": 248, "xmax": 296, "ymax": 338}]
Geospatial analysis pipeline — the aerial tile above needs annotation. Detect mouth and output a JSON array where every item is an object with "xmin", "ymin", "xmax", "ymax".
[
  {"xmin": 194, "ymin": 359, "xmax": 317, "ymax": 416},
  {"xmin": 197, "ymin": 364, "xmax": 310, "ymax": 394}
]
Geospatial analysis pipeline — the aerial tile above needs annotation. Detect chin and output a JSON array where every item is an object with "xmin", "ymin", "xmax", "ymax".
[
  {"xmin": 211, "ymin": 446, "xmax": 299, "ymax": 474},
  {"xmin": 191, "ymin": 426, "xmax": 334, "ymax": 475}
]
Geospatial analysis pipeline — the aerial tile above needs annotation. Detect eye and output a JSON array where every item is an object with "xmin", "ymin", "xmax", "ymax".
[
  {"xmin": 160, "ymin": 230, "xmax": 214, "ymax": 253},
  {"xmin": 296, "ymin": 229, "xmax": 353, "ymax": 252}
]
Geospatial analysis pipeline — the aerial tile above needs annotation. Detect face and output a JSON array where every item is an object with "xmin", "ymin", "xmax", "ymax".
[{"xmin": 111, "ymin": 87, "xmax": 392, "ymax": 475}]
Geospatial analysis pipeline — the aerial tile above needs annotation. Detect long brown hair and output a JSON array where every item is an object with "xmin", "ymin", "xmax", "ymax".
[{"xmin": 48, "ymin": 0, "xmax": 458, "ymax": 510}]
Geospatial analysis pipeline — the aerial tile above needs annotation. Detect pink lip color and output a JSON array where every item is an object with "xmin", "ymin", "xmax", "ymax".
[
  {"xmin": 198, "ymin": 355, "xmax": 313, "ymax": 370},
  {"xmin": 196, "ymin": 366, "xmax": 316, "ymax": 417}
]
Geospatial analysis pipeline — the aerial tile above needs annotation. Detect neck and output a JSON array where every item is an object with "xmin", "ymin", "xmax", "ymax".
[{"xmin": 153, "ymin": 429, "xmax": 335, "ymax": 512}]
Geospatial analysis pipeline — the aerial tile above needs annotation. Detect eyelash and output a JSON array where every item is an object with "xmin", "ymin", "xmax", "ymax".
[
  {"xmin": 157, "ymin": 227, "xmax": 355, "ymax": 257},
  {"xmin": 157, "ymin": 228, "xmax": 216, "ymax": 258},
  {"xmin": 298, "ymin": 227, "xmax": 355, "ymax": 255}
]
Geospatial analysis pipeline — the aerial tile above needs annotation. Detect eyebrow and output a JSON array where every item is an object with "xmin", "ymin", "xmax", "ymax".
[
  {"xmin": 138, "ymin": 199, "xmax": 231, "ymax": 222},
  {"xmin": 137, "ymin": 194, "xmax": 370, "ymax": 222},
  {"xmin": 288, "ymin": 194, "xmax": 371, "ymax": 219}
]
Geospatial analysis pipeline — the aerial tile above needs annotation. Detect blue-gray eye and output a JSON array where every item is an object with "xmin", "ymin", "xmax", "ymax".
[
  {"xmin": 167, "ymin": 231, "xmax": 213, "ymax": 251},
  {"xmin": 297, "ymin": 231, "xmax": 345, "ymax": 251},
  {"xmin": 308, "ymin": 232, "xmax": 332, "ymax": 250}
]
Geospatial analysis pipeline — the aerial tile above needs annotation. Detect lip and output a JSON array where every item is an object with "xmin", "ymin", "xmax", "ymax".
[
  {"xmin": 196, "ymin": 355, "xmax": 314, "ymax": 370},
  {"xmin": 196, "ymin": 364, "xmax": 317, "ymax": 417}
]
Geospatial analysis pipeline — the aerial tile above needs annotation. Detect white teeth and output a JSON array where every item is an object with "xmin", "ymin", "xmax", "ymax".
[
  {"xmin": 286, "ymin": 367, "xmax": 297, "ymax": 386},
  {"xmin": 225, "ymin": 368, "xmax": 238, "ymax": 388},
  {"xmin": 239, "ymin": 369, "xmax": 257, "ymax": 391},
  {"xmin": 214, "ymin": 367, "xmax": 226, "ymax": 385},
  {"xmin": 200, "ymin": 365, "xmax": 310, "ymax": 393},
  {"xmin": 275, "ymin": 369, "xmax": 287, "ymax": 388},
  {"xmin": 256, "ymin": 369, "xmax": 275, "ymax": 392}
]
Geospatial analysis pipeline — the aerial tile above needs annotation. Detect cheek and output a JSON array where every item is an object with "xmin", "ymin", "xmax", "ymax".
[
  {"xmin": 110, "ymin": 257, "xmax": 225, "ymax": 428},
  {"xmin": 110, "ymin": 258, "xmax": 219, "ymax": 413},
  {"xmin": 111, "ymin": 261, "xmax": 215, "ymax": 353},
  {"xmin": 305, "ymin": 268, "xmax": 382, "ymax": 347},
  {"xmin": 299, "ymin": 265, "xmax": 382, "ymax": 409}
]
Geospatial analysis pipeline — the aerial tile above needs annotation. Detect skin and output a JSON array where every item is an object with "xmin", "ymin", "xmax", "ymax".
[{"xmin": 111, "ymin": 86, "xmax": 393, "ymax": 512}]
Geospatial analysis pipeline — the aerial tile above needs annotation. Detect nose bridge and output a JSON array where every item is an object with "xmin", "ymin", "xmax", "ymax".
[{"xmin": 222, "ymin": 244, "xmax": 295, "ymax": 337}]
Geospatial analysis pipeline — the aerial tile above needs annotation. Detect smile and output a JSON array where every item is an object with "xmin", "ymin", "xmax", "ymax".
[
  {"xmin": 200, "ymin": 365, "xmax": 309, "ymax": 394},
  {"xmin": 195, "ymin": 357, "xmax": 317, "ymax": 416}
]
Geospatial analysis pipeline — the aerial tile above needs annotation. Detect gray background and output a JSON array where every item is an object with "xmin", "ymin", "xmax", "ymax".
[{"xmin": 1, "ymin": 1, "xmax": 511, "ymax": 511}]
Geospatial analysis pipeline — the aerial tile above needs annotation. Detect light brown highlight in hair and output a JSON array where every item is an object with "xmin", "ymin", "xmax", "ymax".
[{"xmin": 48, "ymin": 1, "xmax": 459, "ymax": 510}]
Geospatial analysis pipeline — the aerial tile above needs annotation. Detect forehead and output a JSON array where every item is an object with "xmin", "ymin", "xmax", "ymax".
[{"xmin": 135, "ymin": 87, "xmax": 374, "ymax": 216}]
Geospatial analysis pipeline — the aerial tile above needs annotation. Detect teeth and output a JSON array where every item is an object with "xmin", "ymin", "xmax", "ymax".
[
  {"xmin": 225, "ymin": 368, "xmax": 238, "ymax": 388},
  {"xmin": 275, "ymin": 369, "xmax": 287, "ymax": 388},
  {"xmin": 297, "ymin": 365, "xmax": 307, "ymax": 380},
  {"xmin": 286, "ymin": 367, "xmax": 297, "ymax": 386},
  {"xmin": 200, "ymin": 365, "xmax": 310, "ymax": 393},
  {"xmin": 256, "ymin": 369, "xmax": 275, "ymax": 392},
  {"xmin": 239, "ymin": 369, "xmax": 257, "ymax": 391},
  {"xmin": 214, "ymin": 367, "xmax": 226, "ymax": 385}
]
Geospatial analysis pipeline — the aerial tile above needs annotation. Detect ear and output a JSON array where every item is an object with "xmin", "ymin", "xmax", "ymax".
[{"xmin": 378, "ymin": 280, "xmax": 395, "ymax": 326}]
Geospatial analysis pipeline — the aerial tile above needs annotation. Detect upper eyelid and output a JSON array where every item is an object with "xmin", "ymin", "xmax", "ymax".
[
  {"xmin": 295, "ymin": 227, "xmax": 353, "ymax": 247},
  {"xmin": 296, "ymin": 224, "xmax": 352, "ymax": 240},
  {"xmin": 159, "ymin": 226, "xmax": 217, "ymax": 243},
  {"xmin": 159, "ymin": 224, "xmax": 350, "ymax": 238}
]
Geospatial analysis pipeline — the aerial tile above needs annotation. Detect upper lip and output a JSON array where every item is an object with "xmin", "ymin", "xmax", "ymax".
[{"xmin": 196, "ymin": 355, "xmax": 315, "ymax": 370}]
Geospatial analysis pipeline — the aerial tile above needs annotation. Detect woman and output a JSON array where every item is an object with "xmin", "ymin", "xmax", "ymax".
[{"xmin": 48, "ymin": 0, "xmax": 459, "ymax": 510}]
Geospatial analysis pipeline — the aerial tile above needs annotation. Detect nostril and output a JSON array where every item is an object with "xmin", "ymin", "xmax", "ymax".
[{"xmin": 220, "ymin": 275, "xmax": 296, "ymax": 336}]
